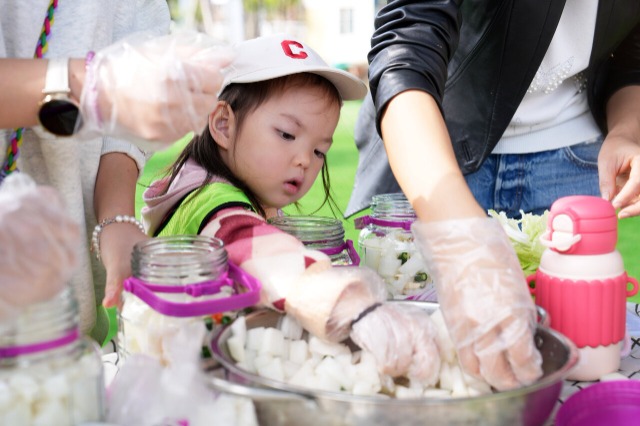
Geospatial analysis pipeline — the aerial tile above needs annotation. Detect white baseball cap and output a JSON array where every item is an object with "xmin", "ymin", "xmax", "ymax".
[{"xmin": 220, "ymin": 34, "xmax": 368, "ymax": 101}]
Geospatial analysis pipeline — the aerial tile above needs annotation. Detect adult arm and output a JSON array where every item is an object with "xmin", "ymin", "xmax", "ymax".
[
  {"xmin": 370, "ymin": 1, "xmax": 542, "ymax": 390},
  {"xmin": 597, "ymin": 24, "xmax": 640, "ymax": 218},
  {"xmin": 598, "ymin": 85, "xmax": 640, "ymax": 217},
  {"xmin": 0, "ymin": 58, "xmax": 85, "ymax": 129},
  {"xmin": 0, "ymin": 34, "xmax": 231, "ymax": 146}
]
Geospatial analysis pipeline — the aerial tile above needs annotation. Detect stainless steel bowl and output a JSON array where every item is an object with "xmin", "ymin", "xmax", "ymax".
[{"xmin": 207, "ymin": 301, "xmax": 578, "ymax": 426}]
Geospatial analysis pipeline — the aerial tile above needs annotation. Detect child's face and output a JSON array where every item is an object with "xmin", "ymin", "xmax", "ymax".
[{"xmin": 223, "ymin": 85, "xmax": 340, "ymax": 211}]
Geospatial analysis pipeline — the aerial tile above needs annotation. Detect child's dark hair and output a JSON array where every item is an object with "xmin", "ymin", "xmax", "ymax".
[{"xmin": 163, "ymin": 73, "xmax": 342, "ymax": 218}]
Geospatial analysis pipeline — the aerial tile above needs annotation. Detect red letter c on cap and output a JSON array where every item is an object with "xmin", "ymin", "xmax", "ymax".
[{"xmin": 281, "ymin": 40, "xmax": 308, "ymax": 59}]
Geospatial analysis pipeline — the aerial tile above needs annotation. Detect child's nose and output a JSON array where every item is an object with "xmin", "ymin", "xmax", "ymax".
[{"xmin": 294, "ymin": 150, "xmax": 311, "ymax": 168}]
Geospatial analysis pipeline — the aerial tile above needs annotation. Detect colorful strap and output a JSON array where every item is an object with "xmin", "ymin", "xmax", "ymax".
[{"xmin": 1, "ymin": 0, "xmax": 58, "ymax": 182}]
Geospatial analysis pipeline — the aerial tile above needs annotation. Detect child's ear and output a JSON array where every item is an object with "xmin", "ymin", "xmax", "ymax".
[{"xmin": 209, "ymin": 101, "xmax": 236, "ymax": 149}]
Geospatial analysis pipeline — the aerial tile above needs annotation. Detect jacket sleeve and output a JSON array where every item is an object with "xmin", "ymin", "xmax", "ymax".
[
  {"xmin": 602, "ymin": 23, "xmax": 640, "ymax": 108},
  {"xmin": 368, "ymin": 0, "xmax": 463, "ymax": 135}
]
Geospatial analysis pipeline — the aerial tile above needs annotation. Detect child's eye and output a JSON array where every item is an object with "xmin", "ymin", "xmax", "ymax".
[
  {"xmin": 278, "ymin": 130, "xmax": 295, "ymax": 141},
  {"xmin": 314, "ymin": 149, "xmax": 326, "ymax": 159}
]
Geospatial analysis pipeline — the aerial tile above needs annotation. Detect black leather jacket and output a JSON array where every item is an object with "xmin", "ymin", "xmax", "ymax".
[{"xmin": 369, "ymin": 0, "xmax": 640, "ymax": 174}]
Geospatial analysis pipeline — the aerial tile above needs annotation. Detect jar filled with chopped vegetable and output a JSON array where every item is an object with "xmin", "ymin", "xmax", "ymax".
[
  {"xmin": 268, "ymin": 215, "xmax": 360, "ymax": 266},
  {"xmin": 355, "ymin": 193, "xmax": 435, "ymax": 300},
  {"xmin": 118, "ymin": 235, "xmax": 260, "ymax": 364},
  {"xmin": 0, "ymin": 287, "xmax": 105, "ymax": 425}
]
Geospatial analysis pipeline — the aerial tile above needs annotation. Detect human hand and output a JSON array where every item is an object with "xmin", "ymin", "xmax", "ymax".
[
  {"xmin": 598, "ymin": 132, "xmax": 640, "ymax": 218},
  {"xmin": 80, "ymin": 32, "xmax": 233, "ymax": 150},
  {"xmin": 284, "ymin": 266, "xmax": 387, "ymax": 343},
  {"xmin": 412, "ymin": 217, "xmax": 542, "ymax": 391},
  {"xmin": 99, "ymin": 224, "xmax": 149, "ymax": 309},
  {"xmin": 349, "ymin": 303, "xmax": 441, "ymax": 385},
  {"xmin": 0, "ymin": 174, "xmax": 80, "ymax": 319}
]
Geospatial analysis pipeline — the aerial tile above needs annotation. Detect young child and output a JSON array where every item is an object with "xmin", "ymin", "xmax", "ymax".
[{"xmin": 140, "ymin": 34, "xmax": 442, "ymax": 386}]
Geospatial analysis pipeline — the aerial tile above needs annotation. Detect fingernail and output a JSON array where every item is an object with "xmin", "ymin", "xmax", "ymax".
[{"xmin": 601, "ymin": 191, "xmax": 610, "ymax": 201}]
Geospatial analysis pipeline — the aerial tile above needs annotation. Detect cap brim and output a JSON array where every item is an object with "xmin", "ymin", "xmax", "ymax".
[{"xmin": 227, "ymin": 65, "xmax": 368, "ymax": 101}]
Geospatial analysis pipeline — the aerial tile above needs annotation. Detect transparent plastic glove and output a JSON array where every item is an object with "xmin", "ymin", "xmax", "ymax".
[
  {"xmin": 0, "ymin": 174, "xmax": 80, "ymax": 319},
  {"xmin": 412, "ymin": 217, "xmax": 543, "ymax": 391},
  {"xmin": 80, "ymin": 31, "xmax": 233, "ymax": 150},
  {"xmin": 350, "ymin": 303, "xmax": 441, "ymax": 385},
  {"xmin": 285, "ymin": 266, "xmax": 387, "ymax": 343}
]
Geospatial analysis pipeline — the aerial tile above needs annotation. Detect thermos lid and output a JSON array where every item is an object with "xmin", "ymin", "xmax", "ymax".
[{"xmin": 543, "ymin": 195, "xmax": 617, "ymax": 255}]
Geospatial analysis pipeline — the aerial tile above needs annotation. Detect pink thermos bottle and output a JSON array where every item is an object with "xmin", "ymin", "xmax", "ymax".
[{"xmin": 527, "ymin": 195, "xmax": 638, "ymax": 381}]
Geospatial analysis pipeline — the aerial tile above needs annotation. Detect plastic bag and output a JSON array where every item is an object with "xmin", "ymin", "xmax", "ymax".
[{"xmin": 0, "ymin": 174, "xmax": 79, "ymax": 320}]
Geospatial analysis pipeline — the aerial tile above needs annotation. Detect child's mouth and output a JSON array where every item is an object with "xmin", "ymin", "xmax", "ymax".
[{"xmin": 284, "ymin": 179, "xmax": 300, "ymax": 194}]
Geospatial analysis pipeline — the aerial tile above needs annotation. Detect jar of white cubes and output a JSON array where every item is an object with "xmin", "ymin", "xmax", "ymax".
[
  {"xmin": 119, "ymin": 235, "xmax": 260, "ymax": 365},
  {"xmin": 0, "ymin": 287, "xmax": 105, "ymax": 425},
  {"xmin": 267, "ymin": 216, "xmax": 360, "ymax": 266},
  {"xmin": 355, "ymin": 193, "xmax": 436, "ymax": 300}
]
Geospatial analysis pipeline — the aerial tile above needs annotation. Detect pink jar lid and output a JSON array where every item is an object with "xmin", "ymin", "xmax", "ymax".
[
  {"xmin": 545, "ymin": 195, "xmax": 617, "ymax": 255},
  {"xmin": 556, "ymin": 380, "xmax": 640, "ymax": 426}
]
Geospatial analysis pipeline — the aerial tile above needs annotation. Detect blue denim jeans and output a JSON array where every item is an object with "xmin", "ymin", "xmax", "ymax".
[{"xmin": 465, "ymin": 136, "xmax": 603, "ymax": 219}]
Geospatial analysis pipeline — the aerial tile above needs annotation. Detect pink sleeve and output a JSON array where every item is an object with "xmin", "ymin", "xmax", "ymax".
[{"xmin": 200, "ymin": 207, "xmax": 331, "ymax": 310}]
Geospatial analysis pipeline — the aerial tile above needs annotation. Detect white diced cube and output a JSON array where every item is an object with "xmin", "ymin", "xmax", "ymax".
[
  {"xmin": 8, "ymin": 374, "xmax": 39, "ymax": 404},
  {"xmin": 282, "ymin": 361, "xmax": 301, "ymax": 380},
  {"xmin": 252, "ymin": 354, "xmax": 273, "ymax": 371},
  {"xmin": 423, "ymin": 388, "xmax": 452, "ymax": 398},
  {"xmin": 315, "ymin": 357, "xmax": 351, "ymax": 391},
  {"xmin": 278, "ymin": 315, "xmax": 304, "ymax": 341},
  {"xmin": 259, "ymin": 328, "xmax": 286, "ymax": 357},
  {"xmin": 230, "ymin": 316, "xmax": 247, "ymax": 346},
  {"xmin": 245, "ymin": 327, "xmax": 265, "ymax": 352},
  {"xmin": 227, "ymin": 335, "xmax": 246, "ymax": 362},
  {"xmin": 308, "ymin": 337, "xmax": 350, "ymax": 358},
  {"xmin": 288, "ymin": 340, "xmax": 309, "ymax": 365},
  {"xmin": 377, "ymin": 251, "xmax": 402, "ymax": 279},
  {"xmin": 33, "ymin": 399, "xmax": 70, "ymax": 426},
  {"xmin": 351, "ymin": 380, "xmax": 381, "ymax": 396},
  {"xmin": 257, "ymin": 358, "xmax": 285, "ymax": 383},
  {"xmin": 395, "ymin": 385, "xmax": 423, "ymax": 399},
  {"xmin": 288, "ymin": 363, "xmax": 315, "ymax": 388}
]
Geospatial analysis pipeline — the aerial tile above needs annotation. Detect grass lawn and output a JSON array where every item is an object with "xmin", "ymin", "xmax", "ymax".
[{"xmin": 135, "ymin": 100, "xmax": 640, "ymax": 303}]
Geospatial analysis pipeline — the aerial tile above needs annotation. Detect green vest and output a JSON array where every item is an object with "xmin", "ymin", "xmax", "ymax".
[{"xmin": 155, "ymin": 182, "xmax": 253, "ymax": 237}]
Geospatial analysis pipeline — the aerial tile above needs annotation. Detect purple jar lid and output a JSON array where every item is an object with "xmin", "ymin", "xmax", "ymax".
[{"xmin": 556, "ymin": 380, "xmax": 640, "ymax": 426}]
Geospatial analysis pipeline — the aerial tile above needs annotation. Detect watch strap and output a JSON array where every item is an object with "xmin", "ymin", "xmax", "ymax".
[{"xmin": 43, "ymin": 58, "xmax": 70, "ymax": 95}]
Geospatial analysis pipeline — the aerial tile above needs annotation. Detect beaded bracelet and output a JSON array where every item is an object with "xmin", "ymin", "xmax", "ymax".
[{"xmin": 91, "ymin": 215, "xmax": 145, "ymax": 261}]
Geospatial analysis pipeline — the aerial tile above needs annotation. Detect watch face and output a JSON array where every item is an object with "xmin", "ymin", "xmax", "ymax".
[{"xmin": 38, "ymin": 99, "xmax": 82, "ymax": 136}]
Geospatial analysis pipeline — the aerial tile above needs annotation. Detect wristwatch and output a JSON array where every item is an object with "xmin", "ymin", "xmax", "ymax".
[{"xmin": 37, "ymin": 58, "xmax": 83, "ymax": 136}]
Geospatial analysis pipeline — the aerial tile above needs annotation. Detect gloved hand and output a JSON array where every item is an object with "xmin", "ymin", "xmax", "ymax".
[
  {"xmin": 349, "ymin": 303, "xmax": 441, "ymax": 385},
  {"xmin": 412, "ymin": 217, "xmax": 543, "ymax": 391},
  {"xmin": 0, "ymin": 174, "xmax": 80, "ymax": 320},
  {"xmin": 80, "ymin": 32, "xmax": 233, "ymax": 150},
  {"xmin": 285, "ymin": 266, "xmax": 386, "ymax": 343},
  {"xmin": 285, "ymin": 266, "xmax": 441, "ymax": 384}
]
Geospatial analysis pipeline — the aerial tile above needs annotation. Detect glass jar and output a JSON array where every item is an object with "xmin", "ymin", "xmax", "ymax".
[
  {"xmin": 355, "ymin": 193, "xmax": 436, "ymax": 300},
  {"xmin": 0, "ymin": 287, "xmax": 105, "ymax": 425},
  {"xmin": 268, "ymin": 215, "xmax": 360, "ymax": 266},
  {"xmin": 119, "ymin": 235, "xmax": 260, "ymax": 365}
]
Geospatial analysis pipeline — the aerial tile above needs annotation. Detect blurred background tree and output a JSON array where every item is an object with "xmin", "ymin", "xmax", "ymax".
[{"xmin": 166, "ymin": 0, "xmax": 303, "ymax": 40}]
